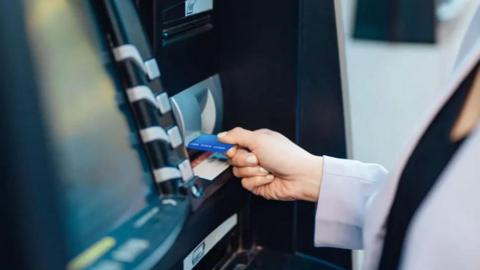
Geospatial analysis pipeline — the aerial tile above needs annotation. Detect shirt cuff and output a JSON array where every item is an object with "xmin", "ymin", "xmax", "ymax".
[{"xmin": 314, "ymin": 156, "xmax": 387, "ymax": 249}]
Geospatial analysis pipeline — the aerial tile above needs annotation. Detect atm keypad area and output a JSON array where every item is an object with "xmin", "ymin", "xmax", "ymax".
[{"xmin": 3, "ymin": 0, "xmax": 350, "ymax": 269}]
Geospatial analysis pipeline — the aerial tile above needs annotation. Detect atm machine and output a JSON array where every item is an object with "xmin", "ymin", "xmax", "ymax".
[{"xmin": 0, "ymin": 0, "xmax": 350, "ymax": 269}]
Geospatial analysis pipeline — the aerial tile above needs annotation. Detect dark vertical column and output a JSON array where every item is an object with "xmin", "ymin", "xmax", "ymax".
[
  {"xmin": 295, "ymin": 0, "xmax": 351, "ymax": 268},
  {"xmin": 218, "ymin": 0, "xmax": 299, "ymax": 252}
]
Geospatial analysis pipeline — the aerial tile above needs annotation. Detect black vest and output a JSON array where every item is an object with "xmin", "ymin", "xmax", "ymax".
[{"xmin": 378, "ymin": 62, "xmax": 480, "ymax": 270}]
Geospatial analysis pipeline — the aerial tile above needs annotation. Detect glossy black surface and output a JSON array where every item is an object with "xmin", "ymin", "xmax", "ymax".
[
  {"xmin": 295, "ymin": 0, "xmax": 351, "ymax": 268},
  {"xmin": 157, "ymin": 178, "xmax": 248, "ymax": 269},
  {"xmin": 354, "ymin": 0, "xmax": 436, "ymax": 43},
  {"xmin": 218, "ymin": 0, "xmax": 299, "ymax": 254},
  {"xmin": 218, "ymin": 0, "xmax": 351, "ymax": 268}
]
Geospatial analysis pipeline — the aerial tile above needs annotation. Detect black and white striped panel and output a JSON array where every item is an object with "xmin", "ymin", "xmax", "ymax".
[
  {"xmin": 113, "ymin": 44, "xmax": 161, "ymax": 80},
  {"xmin": 113, "ymin": 47, "xmax": 194, "ymax": 194}
]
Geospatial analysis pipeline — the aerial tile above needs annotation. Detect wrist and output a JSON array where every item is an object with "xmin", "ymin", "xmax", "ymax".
[{"xmin": 297, "ymin": 155, "xmax": 324, "ymax": 202}]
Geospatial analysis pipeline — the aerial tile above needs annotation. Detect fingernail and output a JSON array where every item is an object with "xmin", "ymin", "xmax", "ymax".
[
  {"xmin": 266, "ymin": 174, "xmax": 274, "ymax": 180},
  {"xmin": 246, "ymin": 155, "xmax": 258, "ymax": 165},
  {"xmin": 259, "ymin": 167, "xmax": 268, "ymax": 174},
  {"xmin": 217, "ymin": 132, "xmax": 227, "ymax": 138},
  {"xmin": 226, "ymin": 146, "xmax": 237, "ymax": 158}
]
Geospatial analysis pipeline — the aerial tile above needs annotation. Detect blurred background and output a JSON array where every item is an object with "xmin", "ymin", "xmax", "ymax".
[
  {"xmin": 340, "ymin": 0, "xmax": 479, "ymax": 268},
  {"xmin": 342, "ymin": 0, "xmax": 479, "ymax": 170}
]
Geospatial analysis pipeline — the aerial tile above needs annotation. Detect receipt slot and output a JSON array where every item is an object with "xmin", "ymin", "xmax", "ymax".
[{"xmin": 170, "ymin": 75, "xmax": 223, "ymax": 144}]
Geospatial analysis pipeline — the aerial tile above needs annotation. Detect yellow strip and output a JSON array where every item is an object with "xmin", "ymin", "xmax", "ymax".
[{"xmin": 67, "ymin": 237, "xmax": 116, "ymax": 270}]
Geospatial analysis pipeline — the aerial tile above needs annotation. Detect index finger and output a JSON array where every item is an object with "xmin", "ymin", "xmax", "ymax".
[{"xmin": 217, "ymin": 127, "xmax": 255, "ymax": 150}]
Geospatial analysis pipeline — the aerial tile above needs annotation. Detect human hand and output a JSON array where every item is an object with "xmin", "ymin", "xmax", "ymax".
[{"xmin": 218, "ymin": 127, "xmax": 323, "ymax": 202}]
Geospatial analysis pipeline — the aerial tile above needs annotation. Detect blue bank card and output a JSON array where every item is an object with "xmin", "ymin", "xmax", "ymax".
[{"xmin": 187, "ymin": 134, "xmax": 234, "ymax": 153}]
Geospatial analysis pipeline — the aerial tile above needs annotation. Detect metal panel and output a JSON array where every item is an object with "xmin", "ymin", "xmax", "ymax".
[{"xmin": 295, "ymin": 0, "xmax": 351, "ymax": 268}]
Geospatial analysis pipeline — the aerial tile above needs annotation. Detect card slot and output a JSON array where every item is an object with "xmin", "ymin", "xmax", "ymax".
[{"xmin": 162, "ymin": 15, "xmax": 211, "ymax": 37}]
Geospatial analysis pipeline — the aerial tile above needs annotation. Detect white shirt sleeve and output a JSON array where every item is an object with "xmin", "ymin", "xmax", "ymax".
[{"xmin": 314, "ymin": 156, "xmax": 388, "ymax": 249}]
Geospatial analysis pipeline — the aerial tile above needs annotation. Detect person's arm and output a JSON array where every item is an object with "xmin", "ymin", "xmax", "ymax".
[
  {"xmin": 218, "ymin": 127, "xmax": 387, "ymax": 249},
  {"xmin": 314, "ymin": 156, "xmax": 387, "ymax": 249}
]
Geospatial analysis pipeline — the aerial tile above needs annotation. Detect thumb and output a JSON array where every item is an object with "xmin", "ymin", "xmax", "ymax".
[{"xmin": 218, "ymin": 127, "xmax": 256, "ymax": 150}]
